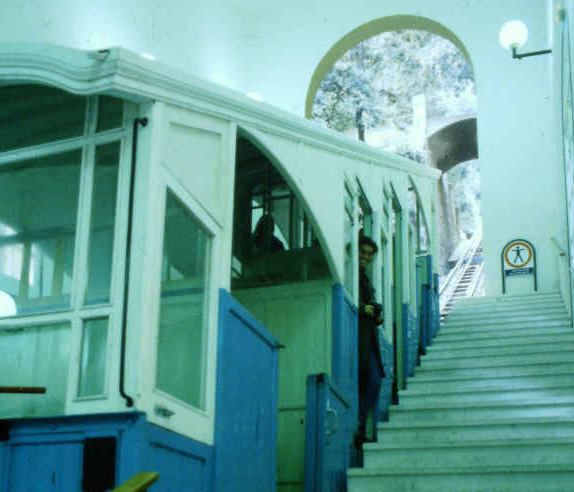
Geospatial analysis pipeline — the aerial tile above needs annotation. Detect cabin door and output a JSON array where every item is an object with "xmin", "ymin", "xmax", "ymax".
[{"xmin": 304, "ymin": 374, "xmax": 352, "ymax": 492}]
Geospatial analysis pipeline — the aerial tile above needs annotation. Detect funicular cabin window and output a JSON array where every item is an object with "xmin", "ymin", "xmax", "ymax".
[
  {"xmin": 232, "ymin": 137, "xmax": 328, "ymax": 288},
  {"xmin": 0, "ymin": 150, "xmax": 81, "ymax": 314},
  {"xmin": 344, "ymin": 182, "xmax": 355, "ymax": 298},
  {"xmin": 86, "ymin": 142, "xmax": 121, "ymax": 305},
  {"xmin": 156, "ymin": 190, "xmax": 209, "ymax": 410},
  {"xmin": 0, "ymin": 85, "xmax": 86, "ymax": 152},
  {"xmin": 0, "ymin": 84, "xmax": 127, "ymax": 417}
]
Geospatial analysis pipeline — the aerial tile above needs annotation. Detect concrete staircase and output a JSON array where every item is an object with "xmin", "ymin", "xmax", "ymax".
[{"xmin": 348, "ymin": 292, "xmax": 574, "ymax": 492}]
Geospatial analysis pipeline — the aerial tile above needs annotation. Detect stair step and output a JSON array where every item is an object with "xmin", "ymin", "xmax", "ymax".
[
  {"xmin": 445, "ymin": 307, "xmax": 567, "ymax": 323},
  {"xmin": 427, "ymin": 331, "xmax": 574, "ymax": 351},
  {"xmin": 437, "ymin": 319, "xmax": 572, "ymax": 337},
  {"xmin": 441, "ymin": 314, "xmax": 571, "ymax": 330},
  {"xmin": 448, "ymin": 301, "xmax": 565, "ymax": 316},
  {"xmin": 413, "ymin": 361, "xmax": 574, "ymax": 380},
  {"xmin": 455, "ymin": 293, "xmax": 562, "ymax": 306},
  {"xmin": 450, "ymin": 300, "xmax": 564, "ymax": 313},
  {"xmin": 421, "ymin": 341, "xmax": 574, "ymax": 360},
  {"xmin": 405, "ymin": 372, "xmax": 574, "ymax": 394},
  {"xmin": 363, "ymin": 437, "xmax": 574, "ymax": 469},
  {"xmin": 434, "ymin": 325, "xmax": 573, "ymax": 342},
  {"xmin": 397, "ymin": 385, "xmax": 574, "ymax": 408},
  {"xmin": 389, "ymin": 398, "xmax": 574, "ymax": 424},
  {"xmin": 353, "ymin": 293, "xmax": 574, "ymax": 492},
  {"xmin": 418, "ymin": 349, "xmax": 574, "ymax": 370},
  {"xmin": 348, "ymin": 463, "xmax": 574, "ymax": 492},
  {"xmin": 377, "ymin": 417, "xmax": 574, "ymax": 445}
]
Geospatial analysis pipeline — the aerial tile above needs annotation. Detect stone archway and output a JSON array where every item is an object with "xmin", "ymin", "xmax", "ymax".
[{"xmin": 304, "ymin": 15, "xmax": 473, "ymax": 119}]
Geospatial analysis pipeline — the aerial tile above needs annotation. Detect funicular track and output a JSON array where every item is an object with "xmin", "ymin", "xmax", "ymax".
[{"xmin": 439, "ymin": 225, "xmax": 484, "ymax": 322}]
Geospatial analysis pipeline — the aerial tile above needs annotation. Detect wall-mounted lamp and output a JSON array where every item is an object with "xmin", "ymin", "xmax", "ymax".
[{"xmin": 499, "ymin": 20, "xmax": 552, "ymax": 60}]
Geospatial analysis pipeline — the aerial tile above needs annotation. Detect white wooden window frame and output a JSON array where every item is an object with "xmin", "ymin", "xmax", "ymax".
[
  {"xmin": 344, "ymin": 175, "xmax": 359, "ymax": 305},
  {"xmin": 141, "ymin": 165, "xmax": 220, "ymax": 445},
  {"xmin": 0, "ymin": 94, "xmax": 135, "ymax": 416}
]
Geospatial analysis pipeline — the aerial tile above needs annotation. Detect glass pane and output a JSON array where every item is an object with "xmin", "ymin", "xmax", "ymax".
[
  {"xmin": 0, "ymin": 322, "xmax": 71, "ymax": 418},
  {"xmin": 156, "ymin": 190, "xmax": 209, "ymax": 409},
  {"xmin": 85, "ymin": 142, "xmax": 120, "ymax": 305},
  {"xmin": 78, "ymin": 318, "xmax": 108, "ymax": 397},
  {"xmin": 0, "ymin": 85, "xmax": 86, "ymax": 152},
  {"xmin": 0, "ymin": 150, "xmax": 82, "ymax": 316},
  {"xmin": 269, "ymin": 191, "xmax": 290, "ymax": 249},
  {"xmin": 97, "ymin": 96, "xmax": 124, "ymax": 132},
  {"xmin": 344, "ymin": 206, "xmax": 354, "ymax": 298}
]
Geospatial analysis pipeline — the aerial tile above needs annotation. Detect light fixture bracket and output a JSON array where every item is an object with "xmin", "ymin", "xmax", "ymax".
[{"xmin": 512, "ymin": 46, "xmax": 552, "ymax": 60}]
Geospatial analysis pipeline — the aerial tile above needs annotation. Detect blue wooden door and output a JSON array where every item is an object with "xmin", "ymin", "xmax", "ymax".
[
  {"xmin": 214, "ymin": 290, "xmax": 281, "ymax": 492},
  {"xmin": 304, "ymin": 374, "xmax": 352, "ymax": 492}
]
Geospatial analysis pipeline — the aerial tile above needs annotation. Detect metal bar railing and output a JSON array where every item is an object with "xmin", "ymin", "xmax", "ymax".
[
  {"xmin": 439, "ymin": 224, "xmax": 483, "ymax": 312},
  {"xmin": 468, "ymin": 262, "xmax": 484, "ymax": 297}
]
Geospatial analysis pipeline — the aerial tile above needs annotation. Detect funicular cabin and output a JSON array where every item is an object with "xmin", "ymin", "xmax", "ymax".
[{"xmin": 0, "ymin": 45, "xmax": 440, "ymax": 492}]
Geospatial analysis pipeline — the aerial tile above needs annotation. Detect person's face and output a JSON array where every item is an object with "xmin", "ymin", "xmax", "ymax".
[{"xmin": 359, "ymin": 244, "xmax": 375, "ymax": 268}]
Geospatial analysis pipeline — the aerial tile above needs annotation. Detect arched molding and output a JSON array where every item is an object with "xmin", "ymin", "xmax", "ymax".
[
  {"xmin": 408, "ymin": 175, "xmax": 432, "ymax": 250},
  {"xmin": 0, "ymin": 44, "xmax": 440, "ymax": 182},
  {"xmin": 236, "ymin": 126, "xmax": 340, "ymax": 283},
  {"xmin": 408, "ymin": 176, "xmax": 430, "ymax": 231},
  {"xmin": 305, "ymin": 15, "xmax": 473, "ymax": 118},
  {"xmin": 388, "ymin": 180, "xmax": 404, "ymax": 212}
]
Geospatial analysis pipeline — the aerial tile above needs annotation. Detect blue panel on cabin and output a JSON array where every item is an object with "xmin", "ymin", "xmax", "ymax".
[
  {"xmin": 331, "ymin": 284, "xmax": 358, "ymax": 418},
  {"xmin": 429, "ymin": 279, "xmax": 440, "ymax": 341},
  {"xmin": 143, "ymin": 424, "xmax": 213, "ymax": 492},
  {"xmin": 424, "ymin": 255, "xmax": 433, "ymax": 285},
  {"xmin": 1, "ymin": 413, "xmax": 214, "ymax": 492},
  {"xmin": 214, "ymin": 289, "xmax": 280, "ymax": 492},
  {"xmin": 304, "ymin": 374, "xmax": 352, "ymax": 492},
  {"xmin": 402, "ymin": 304, "xmax": 418, "ymax": 380},
  {"xmin": 8, "ymin": 438, "xmax": 83, "ymax": 491},
  {"xmin": 401, "ymin": 303, "xmax": 409, "ymax": 382},
  {"xmin": 378, "ymin": 336, "xmax": 394, "ymax": 422},
  {"xmin": 421, "ymin": 285, "xmax": 431, "ymax": 349}
]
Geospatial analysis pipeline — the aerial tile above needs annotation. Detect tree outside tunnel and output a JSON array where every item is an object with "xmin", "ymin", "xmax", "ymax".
[{"xmin": 309, "ymin": 26, "xmax": 482, "ymax": 277}]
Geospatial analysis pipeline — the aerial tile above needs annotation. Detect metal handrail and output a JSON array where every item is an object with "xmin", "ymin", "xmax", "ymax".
[
  {"xmin": 468, "ymin": 262, "xmax": 484, "ymax": 297},
  {"xmin": 439, "ymin": 223, "xmax": 482, "ymax": 297},
  {"xmin": 439, "ymin": 225, "xmax": 483, "ymax": 315}
]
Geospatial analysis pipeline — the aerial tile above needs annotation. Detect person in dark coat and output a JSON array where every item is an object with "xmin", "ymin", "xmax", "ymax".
[{"xmin": 357, "ymin": 235, "xmax": 384, "ymax": 443}]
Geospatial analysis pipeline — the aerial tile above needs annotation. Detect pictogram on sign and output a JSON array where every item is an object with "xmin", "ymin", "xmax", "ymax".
[{"xmin": 501, "ymin": 239, "xmax": 537, "ymax": 294}]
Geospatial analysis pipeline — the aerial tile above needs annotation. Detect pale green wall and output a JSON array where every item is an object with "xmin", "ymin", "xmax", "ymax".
[
  {"xmin": 0, "ymin": 0, "xmax": 248, "ymax": 91},
  {"xmin": 1, "ymin": 0, "xmax": 567, "ymax": 296}
]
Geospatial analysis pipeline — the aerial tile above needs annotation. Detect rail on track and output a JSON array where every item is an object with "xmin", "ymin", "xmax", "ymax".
[{"xmin": 439, "ymin": 224, "xmax": 484, "ymax": 321}]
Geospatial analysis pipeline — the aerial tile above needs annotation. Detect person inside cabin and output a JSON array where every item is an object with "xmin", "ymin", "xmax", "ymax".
[
  {"xmin": 252, "ymin": 214, "xmax": 285, "ymax": 255},
  {"xmin": 357, "ymin": 235, "xmax": 384, "ymax": 443}
]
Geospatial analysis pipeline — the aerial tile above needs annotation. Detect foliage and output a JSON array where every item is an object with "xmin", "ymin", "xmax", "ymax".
[{"xmin": 312, "ymin": 29, "xmax": 477, "ymax": 163}]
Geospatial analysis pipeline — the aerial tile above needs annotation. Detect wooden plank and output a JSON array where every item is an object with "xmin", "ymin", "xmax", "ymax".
[
  {"xmin": 111, "ymin": 472, "xmax": 159, "ymax": 492},
  {"xmin": 0, "ymin": 386, "xmax": 46, "ymax": 394}
]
